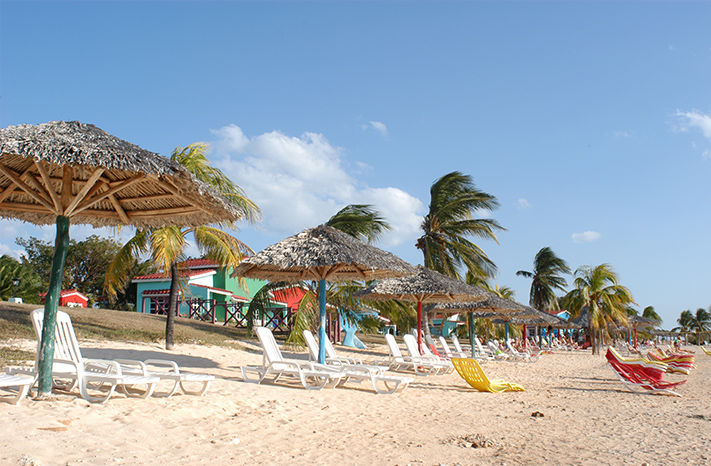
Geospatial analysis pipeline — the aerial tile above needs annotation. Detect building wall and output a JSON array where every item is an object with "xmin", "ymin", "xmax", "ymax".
[{"xmin": 213, "ymin": 269, "xmax": 266, "ymax": 300}]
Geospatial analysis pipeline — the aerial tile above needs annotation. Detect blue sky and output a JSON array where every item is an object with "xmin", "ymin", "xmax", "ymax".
[{"xmin": 1, "ymin": 1, "xmax": 710, "ymax": 328}]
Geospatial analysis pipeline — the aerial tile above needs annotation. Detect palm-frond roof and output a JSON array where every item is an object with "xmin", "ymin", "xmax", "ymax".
[
  {"xmin": 231, "ymin": 224, "xmax": 414, "ymax": 282},
  {"xmin": 0, "ymin": 121, "xmax": 244, "ymax": 228},
  {"xmin": 354, "ymin": 265, "xmax": 490, "ymax": 303}
]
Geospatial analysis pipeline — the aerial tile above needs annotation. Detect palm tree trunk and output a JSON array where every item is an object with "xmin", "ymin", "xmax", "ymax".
[
  {"xmin": 166, "ymin": 262, "xmax": 179, "ymax": 350},
  {"xmin": 589, "ymin": 325, "xmax": 596, "ymax": 355},
  {"xmin": 423, "ymin": 309, "xmax": 432, "ymax": 340}
]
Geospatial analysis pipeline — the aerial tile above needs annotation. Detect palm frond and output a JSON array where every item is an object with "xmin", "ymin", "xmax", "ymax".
[{"xmin": 104, "ymin": 230, "xmax": 150, "ymax": 298}]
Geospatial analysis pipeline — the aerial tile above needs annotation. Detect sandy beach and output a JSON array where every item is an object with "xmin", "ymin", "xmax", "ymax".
[{"xmin": 1, "ymin": 337, "xmax": 709, "ymax": 466}]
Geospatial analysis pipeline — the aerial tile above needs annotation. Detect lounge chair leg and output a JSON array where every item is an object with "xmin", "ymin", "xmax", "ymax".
[
  {"xmin": 180, "ymin": 380, "xmax": 210, "ymax": 396},
  {"xmin": 80, "ymin": 379, "xmax": 116, "ymax": 404},
  {"xmin": 9, "ymin": 384, "xmax": 31, "ymax": 405}
]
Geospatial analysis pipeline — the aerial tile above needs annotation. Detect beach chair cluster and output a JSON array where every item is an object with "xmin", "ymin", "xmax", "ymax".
[
  {"xmin": 241, "ymin": 327, "xmax": 413, "ymax": 394},
  {"xmin": 605, "ymin": 347, "xmax": 686, "ymax": 397},
  {"xmin": 645, "ymin": 347, "xmax": 695, "ymax": 375},
  {"xmin": 5, "ymin": 309, "xmax": 214, "ymax": 404}
]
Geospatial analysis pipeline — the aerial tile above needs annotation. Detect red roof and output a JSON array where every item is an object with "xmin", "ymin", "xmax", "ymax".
[
  {"xmin": 142, "ymin": 289, "xmax": 177, "ymax": 297},
  {"xmin": 38, "ymin": 289, "xmax": 88, "ymax": 300},
  {"xmin": 179, "ymin": 258, "xmax": 219, "ymax": 268},
  {"xmin": 133, "ymin": 269, "xmax": 215, "ymax": 281}
]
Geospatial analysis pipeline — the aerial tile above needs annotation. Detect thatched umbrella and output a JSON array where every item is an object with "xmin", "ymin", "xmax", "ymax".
[
  {"xmin": 432, "ymin": 295, "xmax": 532, "ymax": 354},
  {"xmin": 0, "ymin": 121, "xmax": 244, "ymax": 397},
  {"xmin": 232, "ymin": 224, "xmax": 414, "ymax": 363},
  {"xmin": 354, "ymin": 265, "xmax": 490, "ymax": 352}
]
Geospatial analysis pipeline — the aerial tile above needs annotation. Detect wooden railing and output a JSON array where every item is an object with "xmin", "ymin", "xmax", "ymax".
[{"xmin": 148, "ymin": 297, "xmax": 293, "ymax": 333}]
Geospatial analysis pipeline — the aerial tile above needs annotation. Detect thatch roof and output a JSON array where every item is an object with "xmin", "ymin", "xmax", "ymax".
[
  {"xmin": 494, "ymin": 308, "xmax": 578, "ymax": 328},
  {"xmin": 354, "ymin": 265, "xmax": 491, "ymax": 303},
  {"xmin": 628, "ymin": 315, "xmax": 659, "ymax": 328},
  {"xmin": 571, "ymin": 307, "xmax": 591, "ymax": 327},
  {"xmin": 0, "ymin": 121, "xmax": 244, "ymax": 228},
  {"xmin": 231, "ymin": 224, "xmax": 414, "ymax": 282},
  {"xmin": 431, "ymin": 294, "xmax": 527, "ymax": 316}
]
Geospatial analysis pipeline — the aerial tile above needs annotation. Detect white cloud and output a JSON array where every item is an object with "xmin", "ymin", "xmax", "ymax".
[
  {"xmin": 703, "ymin": 150, "xmax": 711, "ymax": 160},
  {"xmin": 675, "ymin": 110, "xmax": 711, "ymax": 139},
  {"xmin": 210, "ymin": 124, "xmax": 424, "ymax": 246},
  {"xmin": 517, "ymin": 198, "xmax": 531, "ymax": 209},
  {"xmin": 613, "ymin": 130, "xmax": 630, "ymax": 138},
  {"xmin": 0, "ymin": 242, "xmax": 24, "ymax": 259},
  {"xmin": 572, "ymin": 230, "xmax": 601, "ymax": 243},
  {"xmin": 362, "ymin": 121, "xmax": 388, "ymax": 136}
]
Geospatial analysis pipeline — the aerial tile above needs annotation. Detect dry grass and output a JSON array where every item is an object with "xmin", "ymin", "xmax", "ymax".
[{"xmin": 0, "ymin": 301, "xmax": 250, "ymax": 368}]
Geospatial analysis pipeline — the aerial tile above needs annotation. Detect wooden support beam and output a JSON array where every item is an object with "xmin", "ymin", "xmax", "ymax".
[
  {"xmin": 118, "ymin": 193, "xmax": 175, "ymax": 203},
  {"xmin": 61, "ymin": 166, "xmax": 73, "ymax": 211},
  {"xmin": 108, "ymin": 193, "xmax": 130, "ymax": 224},
  {"xmin": 127, "ymin": 206, "xmax": 199, "ymax": 217},
  {"xmin": 0, "ymin": 182, "xmax": 17, "ymax": 203},
  {"xmin": 35, "ymin": 161, "xmax": 61, "ymax": 211},
  {"xmin": 0, "ymin": 163, "xmax": 56, "ymax": 213},
  {"xmin": 72, "ymin": 174, "xmax": 144, "ymax": 215},
  {"xmin": 63, "ymin": 168, "xmax": 105, "ymax": 216},
  {"xmin": 153, "ymin": 177, "xmax": 210, "ymax": 212}
]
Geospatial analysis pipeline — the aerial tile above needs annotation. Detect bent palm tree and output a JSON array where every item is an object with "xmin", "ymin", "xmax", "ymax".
[
  {"xmin": 561, "ymin": 264, "xmax": 635, "ymax": 354},
  {"xmin": 105, "ymin": 143, "xmax": 259, "ymax": 349},
  {"xmin": 516, "ymin": 247, "xmax": 570, "ymax": 312},
  {"xmin": 416, "ymin": 172, "xmax": 504, "ymax": 337}
]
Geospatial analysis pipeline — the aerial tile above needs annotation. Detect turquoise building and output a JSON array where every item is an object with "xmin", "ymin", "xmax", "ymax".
[{"xmin": 132, "ymin": 259, "xmax": 274, "ymax": 321}]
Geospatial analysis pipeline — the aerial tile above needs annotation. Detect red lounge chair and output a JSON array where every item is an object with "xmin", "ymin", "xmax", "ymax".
[{"xmin": 605, "ymin": 348, "xmax": 685, "ymax": 397}]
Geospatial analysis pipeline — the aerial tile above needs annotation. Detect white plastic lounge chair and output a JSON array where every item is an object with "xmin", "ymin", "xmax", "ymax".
[
  {"xmin": 302, "ymin": 330, "xmax": 413, "ymax": 394},
  {"xmin": 505, "ymin": 339, "xmax": 537, "ymax": 362},
  {"xmin": 11, "ymin": 309, "xmax": 160, "ymax": 403},
  {"xmin": 303, "ymin": 329, "xmax": 365, "ymax": 366},
  {"xmin": 486, "ymin": 341, "xmax": 510, "ymax": 360},
  {"xmin": 0, "ymin": 373, "xmax": 35, "ymax": 405},
  {"xmin": 403, "ymin": 334, "xmax": 452, "ymax": 374},
  {"xmin": 242, "ymin": 327, "xmax": 343, "ymax": 390},
  {"xmin": 420, "ymin": 337, "xmax": 454, "ymax": 373},
  {"xmin": 439, "ymin": 336, "xmax": 466, "ymax": 358},
  {"xmin": 384, "ymin": 334, "xmax": 437, "ymax": 376},
  {"xmin": 19, "ymin": 309, "xmax": 213, "ymax": 399}
]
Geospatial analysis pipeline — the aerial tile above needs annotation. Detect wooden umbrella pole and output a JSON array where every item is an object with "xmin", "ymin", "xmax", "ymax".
[
  {"xmin": 468, "ymin": 312, "xmax": 476, "ymax": 358},
  {"xmin": 318, "ymin": 279, "xmax": 327, "ymax": 364},
  {"xmin": 37, "ymin": 215, "xmax": 70, "ymax": 397},
  {"xmin": 417, "ymin": 301, "xmax": 423, "ymax": 353}
]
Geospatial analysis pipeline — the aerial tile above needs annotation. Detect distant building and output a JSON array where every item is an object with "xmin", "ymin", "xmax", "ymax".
[
  {"xmin": 39, "ymin": 289, "xmax": 89, "ymax": 308},
  {"xmin": 132, "ymin": 259, "xmax": 277, "ymax": 321}
]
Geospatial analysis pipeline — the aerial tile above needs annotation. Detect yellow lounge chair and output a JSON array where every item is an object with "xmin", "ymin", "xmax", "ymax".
[
  {"xmin": 702, "ymin": 347, "xmax": 711, "ymax": 356},
  {"xmin": 451, "ymin": 358, "xmax": 525, "ymax": 393}
]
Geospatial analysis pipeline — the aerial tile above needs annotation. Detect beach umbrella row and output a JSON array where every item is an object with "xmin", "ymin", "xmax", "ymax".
[
  {"xmin": 0, "ymin": 121, "xmax": 244, "ymax": 397},
  {"xmin": 354, "ymin": 266, "xmax": 491, "ymax": 352}
]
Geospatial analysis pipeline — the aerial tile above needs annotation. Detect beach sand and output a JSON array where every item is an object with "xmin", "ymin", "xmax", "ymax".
[{"xmin": 1, "ymin": 337, "xmax": 709, "ymax": 465}]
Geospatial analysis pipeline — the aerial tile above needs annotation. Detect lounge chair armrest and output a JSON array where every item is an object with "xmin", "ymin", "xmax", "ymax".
[
  {"xmin": 114, "ymin": 359, "xmax": 148, "ymax": 372},
  {"xmin": 83, "ymin": 359, "xmax": 122, "ymax": 376},
  {"xmin": 143, "ymin": 359, "xmax": 180, "ymax": 374}
]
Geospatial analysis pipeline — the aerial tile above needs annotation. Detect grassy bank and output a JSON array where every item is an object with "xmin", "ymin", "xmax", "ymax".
[{"xmin": 0, "ymin": 302, "xmax": 250, "ymax": 368}]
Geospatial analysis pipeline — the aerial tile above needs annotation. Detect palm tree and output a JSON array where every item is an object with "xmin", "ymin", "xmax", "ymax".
[
  {"xmin": 416, "ymin": 172, "xmax": 504, "ymax": 336},
  {"xmin": 105, "ymin": 143, "xmax": 260, "ymax": 349},
  {"xmin": 561, "ymin": 264, "xmax": 635, "ymax": 354},
  {"xmin": 642, "ymin": 305, "xmax": 662, "ymax": 323},
  {"xmin": 516, "ymin": 247, "xmax": 570, "ymax": 312},
  {"xmin": 325, "ymin": 204, "xmax": 390, "ymax": 243},
  {"xmin": 688, "ymin": 308, "xmax": 711, "ymax": 344},
  {"xmin": 673, "ymin": 309, "xmax": 694, "ymax": 332}
]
